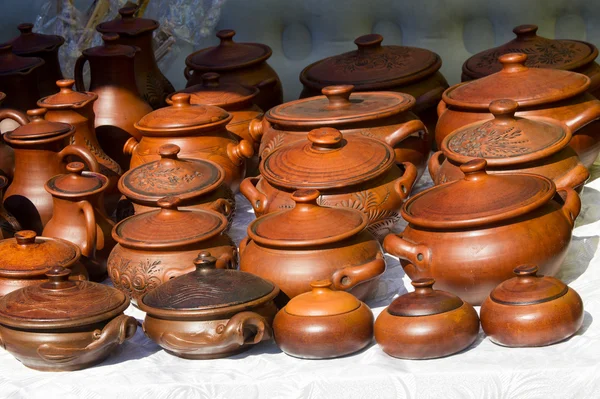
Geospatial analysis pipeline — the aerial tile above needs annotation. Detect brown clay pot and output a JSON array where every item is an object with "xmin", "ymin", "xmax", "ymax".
[
  {"xmin": 0, "ymin": 43, "xmax": 44, "ymax": 112},
  {"xmin": 481, "ymin": 265, "xmax": 584, "ymax": 347},
  {"xmin": 184, "ymin": 29, "xmax": 283, "ymax": 111},
  {"xmin": 374, "ymin": 278, "xmax": 479, "ymax": 359},
  {"xmin": 0, "ymin": 176, "xmax": 21, "ymax": 238},
  {"xmin": 139, "ymin": 252, "xmax": 278, "ymax": 359},
  {"xmin": 384, "ymin": 159, "xmax": 581, "ymax": 305},
  {"xmin": 273, "ymin": 280, "xmax": 373, "ymax": 359},
  {"xmin": 0, "ymin": 266, "xmax": 136, "ymax": 371},
  {"xmin": 0, "ymin": 94, "xmax": 30, "ymax": 179}
]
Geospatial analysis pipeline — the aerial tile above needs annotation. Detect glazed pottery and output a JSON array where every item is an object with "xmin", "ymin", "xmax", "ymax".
[
  {"xmin": 273, "ymin": 280, "xmax": 373, "ymax": 359},
  {"xmin": 0, "ymin": 176, "xmax": 21, "ymax": 238},
  {"xmin": 384, "ymin": 158, "xmax": 581, "ymax": 305},
  {"xmin": 0, "ymin": 266, "xmax": 136, "ymax": 371},
  {"xmin": 374, "ymin": 278, "xmax": 479, "ymax": 359},
  {"xmin": 139, "ymin": 251, "xmax": 278, "ymax": 359},
  {"xmin": 184, "ymin": 29, "xmax": 283, "ymax": 111},
  {"xmin": 481, "ymin": 265, "xmax": 584, "ymax": 347},
  {"xmin": 0, "ymin": 43, "xmax": 44, "ymax": 112},
  {"xmin": 0, "ymin": 93, "xmax": 30, "ymax": 179}
]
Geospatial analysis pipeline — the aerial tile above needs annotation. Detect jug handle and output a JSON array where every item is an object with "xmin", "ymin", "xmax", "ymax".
[
  {"xmin": 58, "ymin": 145, "xmax": 100, "ymax": 173},
  {"xmin": 0, "ymin": 109, "xmax": 30, "ymax": 127},
  {"xmin": 78, "ymin": 200, "xmax": 97, "ymax": 259},
  {"xmin": 74, "ymin": 55, "xmax": 88, "ymax": 92}
]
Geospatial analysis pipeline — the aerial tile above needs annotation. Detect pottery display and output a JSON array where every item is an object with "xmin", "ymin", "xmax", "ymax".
[
  {"xmin": 0, "ymin": 94, "xmax": 30, "ymax": 179},
  {"xmin": 374, "ymin": 278, "xmax": 479, "ymax": 359},
  {"xmin": 0, "ymin": 43, "xmax": 43, "ymax": 112},
  {"xmin": 0, "ymin": 176, "xmax": 20, "ymax": 238},
  {"xmin": 139, "ymin": 251, "xmax": 279, "ymax": 359},
  {"xmin": 481, "ymin": 265, "xmax": 584, "ymax": 347},
  {"xmin": 384, "ymin": 158, "xmax": 581, "ymax": 305}
]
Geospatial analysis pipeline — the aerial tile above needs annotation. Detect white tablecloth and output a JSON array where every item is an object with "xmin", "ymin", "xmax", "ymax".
[{"xmin": 2, "ymin": 166, "xmax": 600, "ymax": 399}]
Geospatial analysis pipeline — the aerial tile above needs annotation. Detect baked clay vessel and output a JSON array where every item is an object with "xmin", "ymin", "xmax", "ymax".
[
  {"xmin": 108, "ymin": 196, "xmax": 237, "ymax": 305},
  {"xmin": 273, "ymin": 280, "xmax": 373, "ymax": 359},
  {"xmin": 384, "ymin": 159, "xmax": 581, "ymax": 305},
  {"xmin": 0, "ymin": 93, "xmax": 29, "ymax": 179},
  {"xmin": 139, "ymin": 252, "xmax": 279, "ymax": 359},
  {"xmin": 375, "ymin": 278, "xmax": 479, "ymax": 359},
  {"xmin": 431, "ymin": 99, "xmax": 589, "ymax": 192},
  {"xmin": 0, "ymin": 266, "xmax": 136, "ymax": 371},
  {"xmin": 184, "ymin": 29, "xmax": 283, "ymax": 111},
  {"xmin": 481, "ymin": 265, "xmax": 584, "ymax": 347},
  {"xmin": 241, "ymin": 128, "xmax": 416, "ymax": 239},
  {"xmin": 239, "ymin": 189, "xmax": 386, "ymax": 303},
  {"xmin": 0, "ymin": 176, "xmax": 21, "ymax": 238},
  {"xmin": 0, "ymin": 43, "xmax": 43, "ymax": 112}
]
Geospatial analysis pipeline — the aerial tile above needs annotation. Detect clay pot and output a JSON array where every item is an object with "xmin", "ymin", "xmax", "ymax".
[
  {"xmin": 431, "ymin": 99, "xmax": 589, "ymax": 192},
  {"xmin": 184, "ymin": 29, "xmax": 283, "ymax": 111},
  {"xmin": 0, "ymin": 266, "xmax": 136, "ymax": 371},
  {"xmin": 481, "ymin": 265, "xmax": 583, "ymax": 347},
  {"xmin": 0, "ymin": 95, "xmax": 30, "ymax": 179},
  {"xmin": 384, "ymin": 159, "xmax": 581, "ymax": 305},
  {"xmin": 108, "ymin": 196, "xmax": 237, "ymax": 305},
  {"xmin": 273, "ymin": 280, "xmax": 373, "ymax": 359},
  {"xmin": 241, "ymin": 128, "xmax": 417, "ymax": 239},
  {"xmin": 0, "ymin": 176, "xmax": 21, "ymax": 238},
  {"xmin": 139, "ymin": 252, "xmax": 278, "ymax": 359},
  {"xmin": 239, "ymin": 189, "xmax": 386, "ymax": 302},
  {"xmin": 0, "ymin": 43, "xmax": 44, "ymax": 112},
  {"xmin": 374, "ymin": 278, "xmax": 479, "ymax": 359},
  {"xmin": 96, "ymin": 6, "xmax": 175, "ymax": 109}
]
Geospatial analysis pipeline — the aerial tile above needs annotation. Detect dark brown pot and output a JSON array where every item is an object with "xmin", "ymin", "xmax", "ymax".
[{"xmin": 0, "ymin": 43, "xmax": 44, "ymax": 112}]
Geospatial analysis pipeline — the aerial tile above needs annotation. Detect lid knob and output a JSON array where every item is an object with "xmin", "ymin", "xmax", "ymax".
[
  {"xmin": 15, "ymin": 230, "xmax": 37, "ymax": 245},
  {"xmin": 102, "ymin": 33, "xmax": 120, "ymax": 45},
  {"xmin": 310, "ymin": 279, "xmax": 333, "ymax": 292},
  {"xmin": 322, "ymin": 85, "xmax": 353, "ymax": 108},
  {"xmin": 26, "ymin": 108, "xmax": 47, "ymax": 121},
  {"xmin": 307, "ymin": 127, "xmax": 344, "ymax": 150},
  {"xmin": 157, "ymin": 196, "xmax": 181, "ymax": 210},
  {"xmin": 513, "ymin": 24, "xmax": 538, "ymax": 40},
  {"xmin": 194, "ymin": 251, "xmax": 218, "ymax": 271},
  {"xmin": 489, "ymin": 99, "xmax": 518, "ymax": 122},
  {"xmin": 56, "ymin": 79, "xmax": 75, "ymax": 93},
  {"xmin": 42, "ymin": 266, "xmax": 75, "ymax": 290},
  {"xmin": 499, "ymin": 53, "xmax": 528, "ymax": 73},
  {"xmin": 170, "ymin": 93, "xmax": 191, "ymax": 107},
  {"xmin": 158, "ymin": 144, "xmax": 181, "ymax": 159},
  {"xmin": 66, "ymin": 161, "xmax": 85, "ymax": 175},
  {"xmin": 514, "ymin": 264, "xmax": 538, "ymax": 277},
  {"xmin": 411, "ymin": 278, "xmax": 436, "ymax": 293},
  {"xmin": 202, "ymin": 72, "xmax": 220, "ymax": 87},
  {"xmin": 17, "ymin": 23, "xmax": 34, "ymax": 34},
  {"xmin": 460, "ymin": 158, "xmax": 488, "ymax": 181},
  {"xmin": 119, "ymin": 6, "xmax": 137, "ymax": 19},
  {"xmin": 291, "ymin": 189, "xmax": 320, "ymax": 204},
  {"xmin": 217, "ymin": 29, "xmax": 236, "ymax": 45},
  {"xmin": 355, "ymin": 33, "xmax": 384, "ymax": 52}
]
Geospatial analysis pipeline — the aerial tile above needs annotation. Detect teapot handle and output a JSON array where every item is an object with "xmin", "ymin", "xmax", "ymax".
[
  {"xmin": 0, "ymin": 109, "xmax": 29, "ymax": 127},
  {"xmin": 558, "ymin": 187, "xmax": 581, "ymax": 226},
  {"xmin": 331, "ymin": 254, "xmax": 386, "ymax": 291},
  {"xmin": 394, "ymin": 162, "xmax": 418, "ymax": 200},
  {"xmin": 383, "ymin": 234, "xmax": 431, "ymax": 275},
  {"xmin": 428, "ymin": 150, "xmax": 445, "ymax": 181},
  {"xmin": 384, "ymin": 119, "xmax": 427, "ymax": 149},
  {"xmin": 240, "ymin": 177, "xmax": 268, "ymax": 214},
  {"xmin": 78, "ymin": 200, "xmax": 97, "ymax": 259},
  {"xmin": 74, "ymin": 55, "xmax": 88, "ymax": 92},
  {"xmin": 58, "ymin": 145, "xmax": 100, "ymax": 173}
]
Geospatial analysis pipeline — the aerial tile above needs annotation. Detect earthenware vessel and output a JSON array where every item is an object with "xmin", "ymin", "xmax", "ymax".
[
  {"xmin": 0, "ymin": 176, "xmax": 20, "ymax": 238},
  {"xmin": 0, "ymin": 43, "xmax": 43, "ymax": 112},
  {"xmin": 0, "ymin": 92, "xmax": 29, "ymax": 179}
]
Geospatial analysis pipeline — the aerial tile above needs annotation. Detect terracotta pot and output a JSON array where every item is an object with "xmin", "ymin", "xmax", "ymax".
[
  {"xmin": 0, "ymin": 95, "xmax": 29, "ymax": 179},
  {"xmin": 437, "ymin": 53, "xmax": 600, "ymax": 167},
  {"xmin": 431, "ymin": 99, "xmax": 589, "ymax": 191},
  {"xmin": 108, "ymin": 196, "xmax": 237, "ymax": 305},
  {"xmin": 184, "ymin": 29, "xmax": 283, "ymax": 111},
  {"xmin": 241, "ymin": 128, "xmax": 417, "ymax": 239},
  {"xmin": 374, "ymin": 278, "xmax": 479, "ymax": 359},
  {"xmin": 0, "ymin": 266, "xmax": 136, "ymax": 371},
  {"xmin": 0, "ymin": 43, "xmax": 44, "ymax": 112},
  {"xmin": 75, "ymin": 33, "xmax": 152, "ymax": 171},
  {"xmin": 139, "ymin": 252, "xmax": 278, "ymax": 359},
  {"xmin": 0, "ymin": 176, "xmax": 21, "ymax": 238},
  {"xmin": 96, "ymin": 6, "xmax": 175, "ymax": 109},
  {"xmin": 384, "ymin": 159, "xmax": 581, "ymax": 305},
  {"xmin": 3, "ymin": 108, "xmax": 100, "ymax": 234},
  {"xmin": 273, "ymin": 280, "xmax": 373, "ymax": 359},
  {"xmin": 126, "ymin": 93, "xmax": 253, "ymax": 193}
]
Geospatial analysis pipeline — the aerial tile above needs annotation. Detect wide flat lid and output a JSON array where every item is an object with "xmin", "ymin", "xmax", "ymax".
[
  {"xmin": 285, "ymin": 280, "xmax": 361, "ymax": 316},
  {"xmin": 0, "ymin": 43, "xmax": 44, "ymax": 75},
  {"xmin": 300, "ymin": 34, "xmax": 441, "ymax": 90},
  {"xmin": 172, "ymin": 72, "xmax": 258, "ymax": 108},
  {"xmin": 38, "ymin": 79, "xmax": 96, "ymax": 108},
  {"xmin": 5, "ymin": 108, "xmax": 72, "ymax": 140},
  {"xmin": 45, "ymin": 162, "xmax": 108, "ymax": 198},
  {"xmin": 260, "ymin": 127, "xmax": 394, "ymax": 189},
  {"xmin": 402, "ymin": 159, "xmax": 555, "ymax": 229},
  {"xmin": 82, "ymin": 33, "xmax": 136, "ymax": 58},
  {"xmin": 490, "ymin": 265, "xmax": 568, "ymax": 305},
  {"xmin": 10, "ymin": 23, "xmax": 64, "ymax": 54},
  {"xmin": 387, "ymin": 279, "xmax": 463, "ymax": 317},
  {"xmin": 96, "ymin": 7, "xmax": 158, "ymax": 36}
]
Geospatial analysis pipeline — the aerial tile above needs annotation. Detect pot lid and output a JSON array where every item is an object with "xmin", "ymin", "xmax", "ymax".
[
  {"xmin": 387, "ymin": 279, "xmax": 463, "ymax": 317},
  {"xmin": 0, "ymin": 231, "xmax": 80, "ymax": 279},
  {"xmin": 112, "ymin": 196, "xmax": 227, "ymax": 249},
  {"xmin": 5, "ymin": 108, "xmax": 73, "ymax": 141},
  {"xmin": 0, "ymin": 43, "xmax": 44, "ymax": 75},
  {"xmin": 266, "ymin": 85, "xmax": 415, "ymax": 128},
  {"xmin": 45, "ymin": 162, "xmax": 108, "ymax": 198},
  {"xmin": 186, "ymin": 30, "xmax": 272, "ymax": 71},
  {"xmin": 300, "ymin": 34, "xmax": 442, "ymax": 90},
  {"xmin": 463, "ymin": 25, "xmax": 599, "ymax": 80},
  {"xmin": 247, "ymin": 189, "xmax": 367, "ymax": 247},
  {"xmin": 37, "ymin": 79, "xmax": 97, "ymax": 109},
  {"xmin": 82, "ymin": 33, "xmax": 136, "ymax": 58},
  {"xmin": 96, "ymin": 6, "xmax": 158, "ymax": 36},
  {"xmin": 171, "ymin": 72, "xmax": 258, "ymax": 108},
  {"xmin": 260, "ymin": 127, "xmax": 394, "ymax": 190},
  {"xmin": 446, "ymin": 53, "xmax": 590, "ymax": 110},
  {"xmin": 402, "ymin": 159, "xmax": 556, "ymax": 229},
  {"xmin": 489, "ymin": 265, "xmax": 568, "ymax": 305},
  {"xmin": 0, "ymin": 266, "xmax": 128, "ymax": 329},
  {"xmin": 285, "ymin": 280, "xmax": 361, "ymax": 316},
  {"xmin": 9, "ymin": 23, "xmax": 64, "ymax": 54}
]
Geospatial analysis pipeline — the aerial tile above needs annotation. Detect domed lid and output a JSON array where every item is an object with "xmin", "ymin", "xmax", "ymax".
[
  {"xmin": 37, "ymin": 79, "xmax": 97, "ymax": 109},
  {"xmin": 112, "ymin": 196, "xmax": 227, "ymax": 249},
  {"xmin": 96, "ymin": 6, "xmax": 158, "ymax": 36},
  {"xmin": 462, "ymin": 25, "xmax": 599, "ymax": 80},
  {"xmin": 489, "ymin": 265, "xmax": 569, "ymax": 305},
  {"xmin": 0, "ymin": 266, "xmax": 128, "ymax": 329},
  {"xmin": 446, "ymin": 53, "xmax": 590, "ymax": 110},
  {"xmin": 0, "ymin": 43, "xmax": 44, "ymax": 75},
  {"xmin": 9, "ymin": 23, "xmax": 64, "ymax": 54},
  {"xmin": 266, "ymin": 85, "xmax": 415, "ymax": 128},
  {"xmin": 171, "ymin": 72, "xmax": 259, "ymax": 109},
  {"xmin": 82, "ymin": 33, "xmax": 137, "ymax": 58},
  {"xmin": 247, "ymin": 190, "xmax": 367, "ymax": 248},
  {"xmin": 300, "ymin": 34, "xmax": 442, "ymax": 91},
  {"xmin": 185, "ymin": 30, "xmax": 272, "ymax": 71},
  {"xmin": 402, "ymin": 159, "xmax": 556, "ymax": 229},
  {"xmin": 45, "ymin": 162, "xmax": 108, "ymax": 198},
  {"xmin": 5, "ymin": 108, "xmax": 73, "ymax": 141},
  {"xmin": 260, "ymin": 127, "xmax": 394, "ymax": 189},
  {"xmin": 284, "ymin": 280, "xmax": 362, "ymax": 316},
  {"xmin": 387, "ymin": 279, "xmax": 464, "ymax": 317},
  {"xmin": 0, "ymin": 231, "xmax": 80, "ymax": 279}
]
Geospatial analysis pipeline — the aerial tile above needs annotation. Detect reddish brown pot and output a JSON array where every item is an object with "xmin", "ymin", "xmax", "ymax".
[
  {"xmin": 0, "ymin": 95, "xmax": 29, "ymax": 179},
  {"xmin": 0, "ymin": 43, "xmax": 44, "ymax": 112},
  {"xmin": 0, "ymin": 176, "xmax": 21, "ymax": 238}
]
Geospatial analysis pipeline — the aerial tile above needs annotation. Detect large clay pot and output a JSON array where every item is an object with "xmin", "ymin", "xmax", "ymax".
[
  {"xmin": 0, "ymin": 95, "xmax": 29, "ymax": 179},
  {"xmin": 0, "ymin": 44, "xmax": 44, "ymax": 112}
]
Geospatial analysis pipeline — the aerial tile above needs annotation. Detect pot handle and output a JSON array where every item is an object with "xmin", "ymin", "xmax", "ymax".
[
  {"xmin": 123, "ymin": 137, "xmax": 139, "ymax": 156},
  {"xmin": 78, "ymin": 200, "xmax": 97, "ymax": 259},
  {"xmin": 428, "ymin": 150, "xmax": 445, "ymax": 181},
  {"xmin": 240, "ymin": 177, "xmax": 268, "ymax": 214},
  {"xmin": 208, "ymin": 198, "xmax": 234, "ymax": 219},
  {"xmin": 416, "ymin": 85, "xmax": 446, "ymax": 112},
  {"xmin": 558, "ymin": 187, "xmax": 581, "ymax": 226},
  {"xmin": 227, "ymin": 140, "xmax": 254, "ymax": 165},
  {"xmin": 239, "ymin": 236, "xmax": 250, "ymax": 253},
  {"xmin": 383, "ymin": 234, "xmax": 431, "ymax": 274},
  {"xmin": 553, "ymin": 163, "xmax": 590, "ymax": 193},
  {"xmin": 216, "ymin": 250, "xmax": 237, "ymax": 270},
  {"xmin": 331, "ymin": 254, "xmax": 386, "ymax": 291},
  {"xmin": 58, "ymin": 145, "xmax": 101, "ymax": 173},
  {"xmin": 394, "ymin": 161, "xmax": 418, "ymax": 200},
  {"xmin": 564, "ymin": 101, "xmax": 600, "ymax": 131},
  {"xmin": 256, "ymin": 77, "xmax": 277, "ymax": 92},
  {"xmin": 0, "ymin": 108, "xmax": 30, "ymax": 127},
  {"xmin": 248, "ymin": 117, "xmax": 266, "ymax": 144},
  {"xmin": 384, "ymin": 119, "xmax": 428, "ymax": 149},
  {"xmin": 184, "ymin": 66, "xmax": 193, "ymax": 81},
  {"xmin": 74, "ymin": 55, "xmax": 88, "ymax": 92},
  {"xmin": 436, "ymin": 99, "xmax": 448, "ymax": 118}
]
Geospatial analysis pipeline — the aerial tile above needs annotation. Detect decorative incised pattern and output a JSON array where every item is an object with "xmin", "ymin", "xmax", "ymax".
[
  {"xmin": 261, "ymin": 133, "xmax": 286, "ymax": 157},
  {"xmin": 448, "ymin": 122, "xmax": 530, "ymax": 158},
  {"xmin": 144, "ymin": 73, "xmax": 176, "ymax": 109},
  {"xmin": 334, "ymin": 47, "xmax": 413, "ymax": 74},
  {"xmin": 128, "ymin": 164, "xmax": 203, "ymax": 192},
  {"xmin": 108, "ymin": 255, "xmax": 163, "ymax": 299}
]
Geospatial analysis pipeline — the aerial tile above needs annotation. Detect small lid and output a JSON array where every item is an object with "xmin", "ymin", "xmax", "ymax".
[
  {"xmin": 387, "ymin": 278, "xmax": 463, "ymax": 317},
  {"xmin": 37, "ymin": 79, "xmax": 97, "ymax": 109},
  {"xmin": 0, "ymin": 266, "xmax": 128, "ymax": 329},
  {"xmin": 0, "ymin": 43, "xmax": 44, "ymax": 75},
  {"xmin": 402, "ymin": 159, "xmax": 556, "ymax": 229},
  {"xmin": 185, "ymin": 30, "xmax": 272, "ymax": 71},
  {"xmin": 247, "ymin": 189, "xmax": 367, "ymax": 247},
  {"xmin": 0, "ymin": 231, "xmax": 80, "ymax": 279},
  {"xmin": 285, "ymin": 280, "xmax": 362, "ymax": 316},
  {"xmin": 300, "ymin": 34, "xmax": 442, "ymax": 91},
  {"xmin": 45, "ymin": 162, "xmax": 108, "ymax": 198},
  {"xmin": 82, "ymin": 33, "xmax": 137, "ymax": 58},
  {"xmin": 266, "ymin": 85, "xmax": 415, "ymax": 128},
  {"xmin": 172, "ymin": 72, "xmax": 259, "ymax": 108},
  {"xmin": 9, "ymin": 23, "xmax": 64, "ymax": 54},
  {"xmin": 96, "ymin": 6, "xmax": 159, "ymax": 36},
  {"xmin": 112, "ymin": 196, "xmax": 227, "ymax": 249},
  {"xmin": 260, "ymin": 127, "xmax": 395, "ymax": 189},
  {"xmin": 489, "ymin": 265, "xmax": 569, "ymax": 306},
  {"xmin": 5, "ymin": 108, "xmax": 73, "ymax": 141}
]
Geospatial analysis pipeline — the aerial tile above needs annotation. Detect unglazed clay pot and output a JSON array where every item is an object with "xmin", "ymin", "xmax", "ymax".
[
  {"xmin": 0, "ymin": 44, "xmax": 44, "ymax": 112},
  {"xmin": 0, "ymin": 176, "xmax": 21, "ymax": 238},
  {"xmin": 139, "ymin": 252, "xmax": 279, "ymax": 359},
  {"xmin": 384, "ymin": 159, "xmax": 581, "ymax": 305},
  {"xmin": 0, "ymin": 93, "xmax": 29, "ymax": 179}
]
